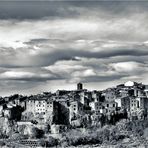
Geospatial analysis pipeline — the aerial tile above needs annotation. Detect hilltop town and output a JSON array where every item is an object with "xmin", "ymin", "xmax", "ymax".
[{"xmin": 0, "ymin": 81, "xmax": 148, "ymax": 147}]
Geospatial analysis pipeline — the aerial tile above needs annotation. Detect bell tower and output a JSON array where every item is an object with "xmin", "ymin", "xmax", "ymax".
[{"xmin": 77, "ymin": 83, "xmax": 83, "ymax": 90}]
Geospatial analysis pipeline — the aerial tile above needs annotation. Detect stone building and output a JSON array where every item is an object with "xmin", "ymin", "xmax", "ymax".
[
  {"xmin": 69, "ymin": 101, "xmax": 84, "ymax": 126},
  {"xmin": 144, "ymin": 85, "xmax": 148, "ymax": 97},
  {"xmin": 56, "ymin": 90, "xmax": 71, "ymax": 96},
  {"xmin": 79, "ymin": 91, "xmax": 92, "ymax": 107},
  {"xmin": 89, "ymin": 101, "xmax": 101, "ymax": 114},
  {"xmin": 22, "ymin": 96, "xmax": 58, "ymax": 124},
  {"xmin": 136, "ymin": 97, "xmax": 148, "ymax": 110},
  {"xmin": 54, "ymin": 99, "xmax": 70, "ymax": 125},
  {"xmin": 130, "ymin": 97, "xmax": 148, "ymax": 113},
  {"xmin": 130, "ymin": 97, "xmax": 139, "ymax": 113},
  {"xmin": 91, "ymin": 91, "xmax": 101, "ymax": 102},
  {"xmin": 77, "ymin": 83, "xmax": 83, "ymax": 90},
  {"xmin": 79, "ymin": 91, "xmax": 89, "ymax": 106},
  {"xmin": 3, "ymin": 108, "xmax": 11, "ymax": 119},
  {"xmin": 103, "ymin": 101, "xmax": 117, "ymax": 115},
  {"xmin": 103, "ymin": 88, "xmax": 116, "ymax": 102},
  {"xmin": 115, "ymin": 97, "xmax": 130, "ymax": 110}
]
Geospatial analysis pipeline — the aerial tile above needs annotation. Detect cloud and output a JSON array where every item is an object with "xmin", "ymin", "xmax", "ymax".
[
  {"xmin": 109, "ymin": 61, "xmax": 147, "ymax": 73},
  {"xmin": 0, "ymin": 68, "xmax": 63, "ymax": 82},
  {"xmin": 0, "ymin": 1, "xmax": 148, "ymax": 95},
  {"xmin": 0, "ymin": 71, "xmax": 35, "ymax": 79}
]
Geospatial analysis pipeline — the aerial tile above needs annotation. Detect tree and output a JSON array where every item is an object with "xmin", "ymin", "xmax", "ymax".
[{"xmin": 31, "ymin": 127, "xmax": 44, "ymax": 139}]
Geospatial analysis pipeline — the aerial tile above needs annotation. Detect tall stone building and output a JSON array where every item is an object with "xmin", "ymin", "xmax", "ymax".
[{"xmin": 77, "ymin": 83, "xmax": 83, "ymax": 90}]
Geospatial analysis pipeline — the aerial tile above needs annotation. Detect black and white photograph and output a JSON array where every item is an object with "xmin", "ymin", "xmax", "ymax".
[{"xmin": 0, "ymin": 0, "xmax": 148, "ymax": 147}]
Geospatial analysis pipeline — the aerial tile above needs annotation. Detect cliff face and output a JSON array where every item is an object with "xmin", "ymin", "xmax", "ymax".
[
  {"xmin": 0, "ymin": 117, "xmax": 11, "ymax": 135},
  {"xmin": 0, "ymin": 117, "xmax": 19, "ymax": 137}
]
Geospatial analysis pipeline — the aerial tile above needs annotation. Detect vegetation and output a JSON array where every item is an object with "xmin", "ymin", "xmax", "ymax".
[
  {"xmin": 30, "ymin": 127, "xmax": 44, "ymax": 139},
  {"xmin": 48, "ymin": 119, "xmax": 148, "ymax": 147},
  {"xmin": 46, "ymin": 136, "xmax": 59, "ymax": 147},
  {"xmin": 0, "ymin": 116, "xmax": 148, "ymax": 147}
]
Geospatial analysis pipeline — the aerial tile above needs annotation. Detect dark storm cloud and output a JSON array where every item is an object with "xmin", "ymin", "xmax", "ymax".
[
  {"xmin": 0, "ymin": 1, "xmax": 80, "ymax": 20},
  {"xmin": 0, "ymin": 1, "xmax": 148, "ymax": 20},
  {"xmin": 22, "ymin": 45, "xmax": 148, "ymax": 67},
  {"xmin": 1, "ymin": 46, "xmax": 148, "ymax": 68}
]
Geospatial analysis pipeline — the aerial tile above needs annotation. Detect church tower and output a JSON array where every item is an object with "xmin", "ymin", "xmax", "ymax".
[{"xmin": 77, "ymin": 83, "xmax": 83, "ymax": 90}]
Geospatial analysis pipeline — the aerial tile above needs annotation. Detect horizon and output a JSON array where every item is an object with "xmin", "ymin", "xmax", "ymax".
[
  {"xmin": 0, "ymin": 1, "xmax": 148, "ymax": 96},
  {"xmin": 1, "ymin": 80, "xmax": 147, "ymax": 97}
]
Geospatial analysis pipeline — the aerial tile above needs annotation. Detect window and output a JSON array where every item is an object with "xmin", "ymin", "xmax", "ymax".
[
  {"xmin": 67, "ymin": 102, "xmax": 70, "ymax": 106},
  {"xmin": 74, "ymin": 108, "xmax": 76, "ymax": 110},
  {"xmin": 113, "ymin": 104, "xmax": 115, "ymax": 107},
  {"xmin": 107, "ymin": 104, "xmax": 109, "ymax": 107},
  {"xmin": 137, "ymin": 101, "xmax": 139, "ymax": 108}
]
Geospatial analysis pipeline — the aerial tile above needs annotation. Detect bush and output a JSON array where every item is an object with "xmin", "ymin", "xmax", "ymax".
[
  {"xmin": 46, "ymin": 136, "xmax": 58, "ymax": 147},
  {"xmin": 0, "ymin": 141, "xmax": 5, "ymax": 146},
  {"xmin": 56, "ymin": 119, "xmax": 148, "ymax": 147},
  {"xmin": 31, "ymin": 127, "xmax": 44, "ymax": 139}
]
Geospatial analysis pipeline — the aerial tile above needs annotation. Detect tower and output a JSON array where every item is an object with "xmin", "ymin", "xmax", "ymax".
[{"xmin": 77, "ymin": 83, "xmax": 83, "ymax": 90}]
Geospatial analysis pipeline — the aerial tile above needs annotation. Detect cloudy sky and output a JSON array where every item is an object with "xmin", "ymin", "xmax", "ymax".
[{"xmin": 0, "ymin": 1, "xmax": 148, "ymax": 96}]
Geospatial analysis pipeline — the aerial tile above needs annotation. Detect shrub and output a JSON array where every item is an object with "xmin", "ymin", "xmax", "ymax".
[
  {"xmin": 31, "ymin": 127, "xmax": 44, "ymax": 139},
  {"xmin": 46, "ymin": 136, "xmax": 58, "ymax": 147},
  {"xmin": 59, "ymin": 119, "xmax": 148, "ymax": 147},
  {"xmin": 0, "ymin": 141, "xmax": 5, "ymax": 146}
]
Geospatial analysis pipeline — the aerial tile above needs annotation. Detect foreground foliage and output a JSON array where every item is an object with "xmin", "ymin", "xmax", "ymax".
[{"xmin": 1, "ymin": 119, "xmax": 148, "ymax": 147}]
